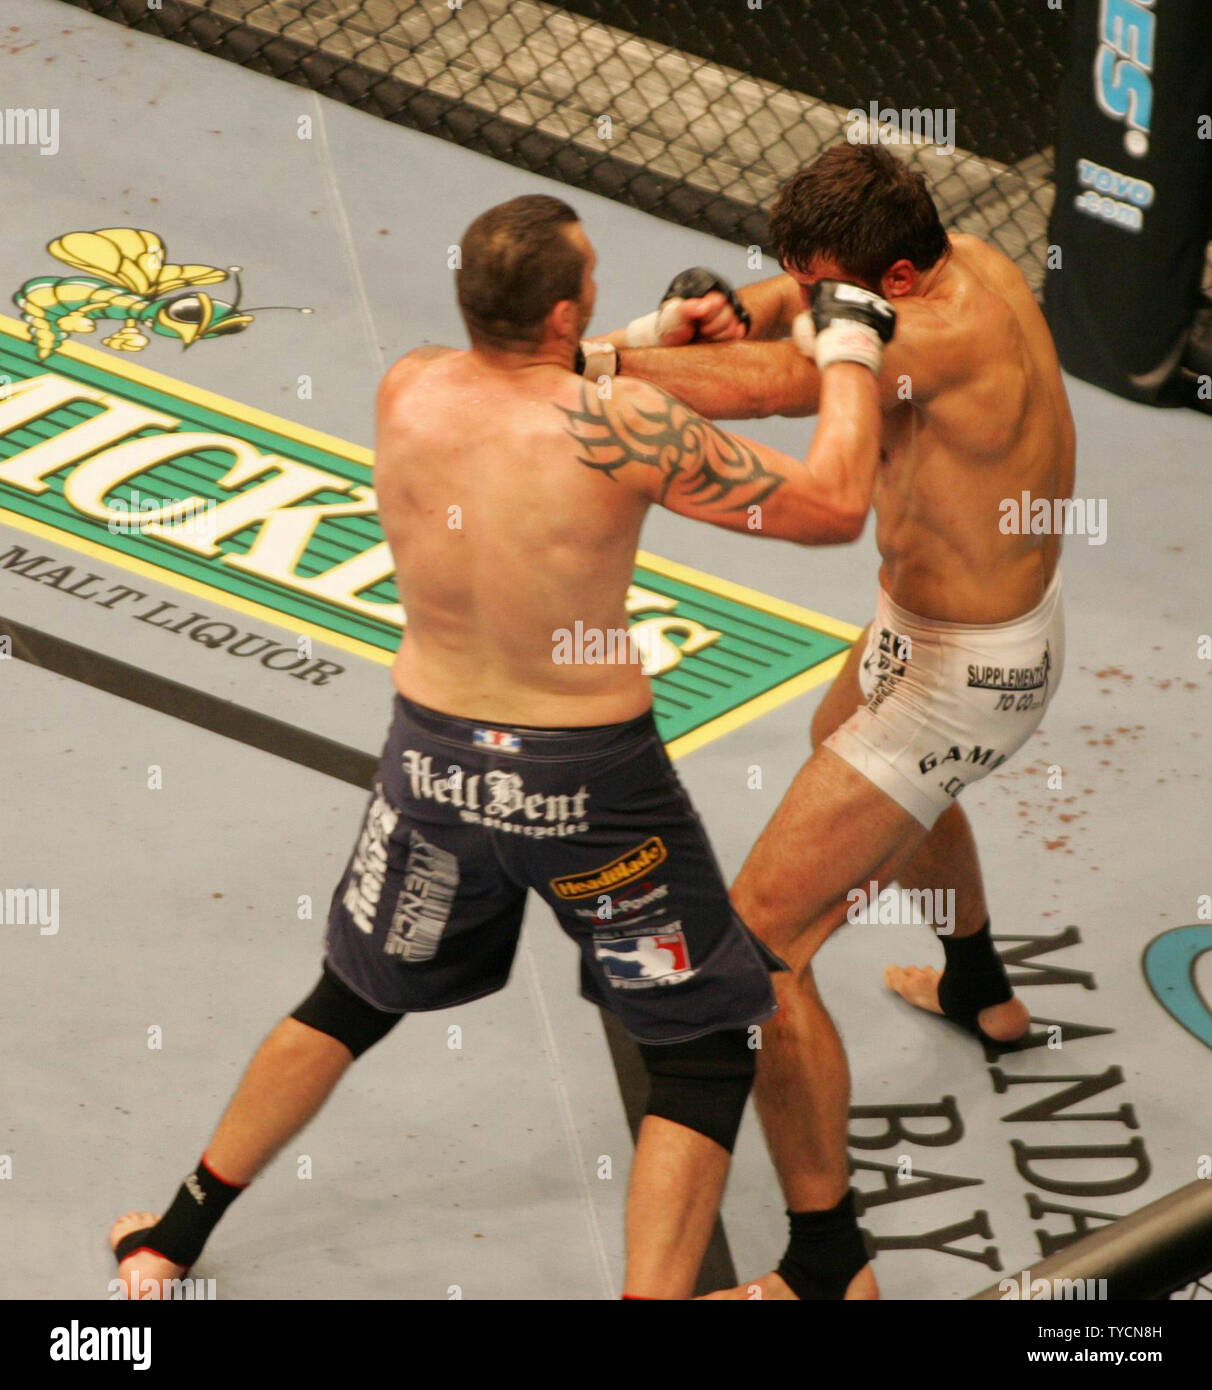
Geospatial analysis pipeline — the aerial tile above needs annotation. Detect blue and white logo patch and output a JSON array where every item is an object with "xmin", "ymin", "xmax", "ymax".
[
  {"xmin": 473, "ymin": 728, "xmax": 522, "ymax": 754},
  {"xmin": 593, "ymin": 925, "xmax": 694, "ymax": 990}
]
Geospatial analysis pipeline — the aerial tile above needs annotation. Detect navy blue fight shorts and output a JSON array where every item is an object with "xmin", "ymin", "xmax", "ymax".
[{"xmin": 323, "ymin": 695, "xmax": 784, "ymax": 1044}]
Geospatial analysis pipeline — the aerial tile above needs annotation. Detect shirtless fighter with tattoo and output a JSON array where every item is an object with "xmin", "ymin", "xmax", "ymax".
[
  {"xmin": 108, "ymin": 194, "xmax": 899, "ymax": 1300},
  {"xmin": 581, "ymin": 142, "xmax": 1075, "ymax": 1299}
]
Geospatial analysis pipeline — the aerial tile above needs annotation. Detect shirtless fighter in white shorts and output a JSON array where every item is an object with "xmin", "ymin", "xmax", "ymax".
[{"xmin": 583, "ymin": 142, "xmax": 1075, "ymax": 1299}]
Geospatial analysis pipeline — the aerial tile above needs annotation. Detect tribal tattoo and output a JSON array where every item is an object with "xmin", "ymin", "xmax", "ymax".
[{"xmin": 557, "ymin": 382, "xmax": 783, "ymax": 512}]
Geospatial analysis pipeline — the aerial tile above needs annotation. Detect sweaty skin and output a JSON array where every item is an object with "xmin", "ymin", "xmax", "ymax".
[
  {"xmin": 107, "ymin": 221, "xmax": 890, "ymax": 1303},
  {"xmin": 610, "ymin": 233, "xmax": 1076, "ymax": 1301},
  {"xmin": 374, "ymin": 237, "xmax": 880, "ymax": 730},
  {"xmin": 367, "ymin": 225, "xmax": 885, "ymax": 1301},
  {"xmin": 376, "ymin": 345, "xmax": 658, "ymax": 728},
  {"xmin": 617, "ymin": 234, "xmax": 1077, "ymax": 625}
]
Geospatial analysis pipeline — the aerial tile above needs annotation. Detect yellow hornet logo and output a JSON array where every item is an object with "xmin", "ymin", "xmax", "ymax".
[{"xmin": 13, "ymin": 228, "xmax": 312, "ymax": 360}]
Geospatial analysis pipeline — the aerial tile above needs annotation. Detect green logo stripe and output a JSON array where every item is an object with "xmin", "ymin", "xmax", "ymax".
[
  {"xmin": 0, "ymin": 335, "xmax": 400, "ymax": 649},
  {"xmin": 633, "ymin": 564, "xmax": 849, "ymax": 735},
  {"xmin": 0, "ymin": 325, "xmax": 854, "ymax": 748}
]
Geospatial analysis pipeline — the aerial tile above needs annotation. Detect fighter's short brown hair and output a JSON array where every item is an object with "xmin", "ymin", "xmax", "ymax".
[
  {"xmin": 770, "ymin": 142, "xmax": 949, "ymax": 286},
  {"xmin": 456, "ymin": 195, "xmax": 585, "ymax": 350}
]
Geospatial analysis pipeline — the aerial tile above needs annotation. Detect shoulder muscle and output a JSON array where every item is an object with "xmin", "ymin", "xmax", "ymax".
[{"xmin": 378, "ymin": 345, "xmax": 457, "ymax": 405}]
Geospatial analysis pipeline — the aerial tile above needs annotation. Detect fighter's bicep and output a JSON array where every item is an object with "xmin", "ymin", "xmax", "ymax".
[
  {"xmin": 555, "ymin": 379, "xmax": 786, "ymax": 525},
  {"xmin": 656, "ymin": 426, "xmax": 789, "ymax": 528}
]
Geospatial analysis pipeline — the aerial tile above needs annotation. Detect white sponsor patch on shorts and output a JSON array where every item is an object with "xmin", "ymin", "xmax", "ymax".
[
  {"xmin": 385, "ymin": 831, "xmax": 459, "ymax": 961},
  {"xmin": 342, "ymin": 787, "xmax": 399, "ymax": 935},
  {"xmin": 593, "ymin": 925, "xmax": 694, "ymax": 989}
]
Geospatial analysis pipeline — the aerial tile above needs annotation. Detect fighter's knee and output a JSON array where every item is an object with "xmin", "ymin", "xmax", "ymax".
[
  {"xmin": 290, "ymin": 964, "xmax": 403, "ymax": 1059},
  {"xmin": 731, "ymin": 874, "xmax": 786, "ymax": 943},
  {"xmin": 639, "ymin": 1028, "xmax": 756, "ymax": 1153},
  {"xmin": 274, "ymin": 1016, "xmax": 341, "ymax": 1059}
]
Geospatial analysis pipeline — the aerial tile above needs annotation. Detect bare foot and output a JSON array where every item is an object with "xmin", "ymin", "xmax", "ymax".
[
  {"xmin": 109, "ymin": 1211, "xmax": 187, "ymax": 1299},
  {"xmin": 697, "ymin": 1264, "xmax": 879, "ymax": 1300},
  {"xmin": 884, "ymin": 964, "xmax": 1030, "ymax": 1042}
]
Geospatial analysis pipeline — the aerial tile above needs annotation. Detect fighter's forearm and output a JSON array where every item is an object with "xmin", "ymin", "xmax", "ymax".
[
  {"xmin": 619, "ymin": 339, "xmax": 817, "ymax": 420},
  {"xmin": 802, "ymin": 363, "xmax": 880, "ymax": 524},
  {"xmin": 736, "ymin": 273, "xmax": 798, "ymax": 340}
]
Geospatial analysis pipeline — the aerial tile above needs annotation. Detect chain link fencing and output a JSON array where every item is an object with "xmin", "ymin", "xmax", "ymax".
[{"xmin": 64, "ymin": 0, "xmax": 1070, "ymax": 292}]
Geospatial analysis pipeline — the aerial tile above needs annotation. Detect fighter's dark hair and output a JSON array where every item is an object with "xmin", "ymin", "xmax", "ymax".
[
  {"xmin": 457, "ymin": 194, "xmax": 585, "ymax": 351},
  {"xmin": 770, "ymin": 142, "xmax": 949, "ymax": 287}
]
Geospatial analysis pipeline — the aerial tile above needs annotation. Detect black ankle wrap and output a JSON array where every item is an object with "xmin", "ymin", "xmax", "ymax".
[
  {"xmin": 936, "ymin": 920, "xmax": 1013, "ymax": 1034},
  {"xmin": 775, "ymin": 1189, "xmax": 868, "ymax": 1300},
  {"xmin": 114, "ymin": 1157, "xmax": 246, "ymax": 1269}
]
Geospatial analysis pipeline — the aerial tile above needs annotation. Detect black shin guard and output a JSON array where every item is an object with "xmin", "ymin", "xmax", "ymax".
[
  {"xmin": 936, "ymin": 920, "xmax": 1013, "ymax": 1035},
  {"xmin": 291, "ymin": 962, "xmax": 404, "ymax": 1058},
  {"xmin": 114, "ymin": 1157, "xmax": 246, "ymax": 1269},
  {"xmin": 639, "ymin": 1028, "xmax": 755, "ymax": 1153},
  {"xmin": 775, "ymin": 1190, "xmax": 868, "ymax": 1300}
]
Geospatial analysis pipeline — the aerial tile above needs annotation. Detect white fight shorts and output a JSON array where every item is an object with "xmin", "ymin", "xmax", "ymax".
[{"xmin": 825, "ymin": 568, "xmax": 1064, "ymax": 828}]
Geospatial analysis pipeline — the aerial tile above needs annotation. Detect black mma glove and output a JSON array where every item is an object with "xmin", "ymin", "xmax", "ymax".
[
  {"xmin": 625, "ymin": 266, "xmax": 751, "ymax": 346},
  {"xmin": 576, "ymin": 268, "xmax": 752, "ymax": 378},
  {"xmin": 802, "ymin": 279, "xmax": 896, "ymax": 373}
]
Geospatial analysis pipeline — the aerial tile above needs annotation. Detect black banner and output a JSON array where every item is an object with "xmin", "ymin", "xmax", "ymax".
[
  {"xmin": 10, "ymin": 1297, "xmax": 1210, "ymax": 1374},
  {"xmin": 1045, "ymin": 0, "xmax": 1212, "ymax": 405}
]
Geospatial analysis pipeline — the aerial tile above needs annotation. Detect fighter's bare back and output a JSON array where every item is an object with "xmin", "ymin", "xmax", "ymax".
[
  {"xmin": 374, "ymin": 333, "xmax": 870, "ymax": 729},
  {"xmin": 374, "ymin": 347, "xmax": 653, "ymax": 728}
]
